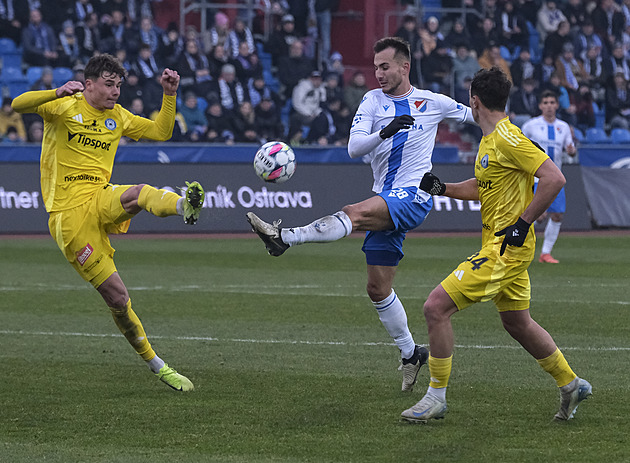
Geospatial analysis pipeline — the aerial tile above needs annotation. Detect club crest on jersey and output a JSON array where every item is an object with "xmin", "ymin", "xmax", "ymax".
[
  {"xmin": 414, "ymin": 99, "xmax": 427, "ymax": 112},
  {"xmin": 383, "ymin": 104, "xmax": 390, "ymax": 111},
  {"xmin": 480, "ymin": 154, "xmax": 489, "ymax": 168},
  {"xmin": 105, "ymin": 118, "xmax": 116, "ymax": 130}
]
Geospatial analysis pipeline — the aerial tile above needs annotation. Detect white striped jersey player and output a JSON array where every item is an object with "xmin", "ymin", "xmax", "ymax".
[
  {"xmin": 521, "ymin": 116, "xmax": 573, "ymax": 171},
  {"xmin": 349, "ymin": 86, "xmax": 474, "ymax": 196}
]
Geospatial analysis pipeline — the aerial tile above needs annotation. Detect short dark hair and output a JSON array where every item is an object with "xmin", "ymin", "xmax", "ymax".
[
  {"xmin": 539, "ymin": 90, "xmax": 558, "ymax": 101},
  {"xmin": 84, "ymin": 53, "xmax": 127, "ymax": 81},
  {"xmin": 470, "ymin": 67, "xmax": 512, "ymax": 111},
  {"xmin": 373, "ymin": 37, "xmax": 411, "ymax": 62}
]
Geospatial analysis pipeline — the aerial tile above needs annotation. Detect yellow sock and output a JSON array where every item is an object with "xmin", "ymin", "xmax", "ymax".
[
  {"xmin": 536, "ymin": 348, "xmax": 576, "ymax": 387},
  {"xmin": 110, "ymin": 299, "xmax": 156, "ymax": 361},
  {"xmin": 137, "ymin": 184, "xmax": 180, "ymax": 217},
  {"xmin": 428, "ymin": 354, "xmax": 453, "ymax": 389}
]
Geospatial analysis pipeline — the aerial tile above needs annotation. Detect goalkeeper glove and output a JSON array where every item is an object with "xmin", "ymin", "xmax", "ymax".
[
  {"xmin": 379, "ymin": 114, "xmax": 415, "ymax": 139},
  {"xmin": 494, "ymin": 218, "xmax": 531, "ymax": 256},
  {"xmin": 419, "ymin": 172, "xmax": 446, "ymax": 195}
]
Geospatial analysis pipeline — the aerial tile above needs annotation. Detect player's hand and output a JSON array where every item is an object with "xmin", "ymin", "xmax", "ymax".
[
  {"xmin": 160, "ymin": 68, "xmax": 180, "ymax": 96},
  {"xmin": 55, "ymin": 81, "xmax": 84, "ymax": 98},
  {"xmin": 494, "ymin": 218, "xmax": 530, "ymax": 256},
  {"xmin": 419, "ymin": 172, "xmax": 446, "ymax": 195},
  {"xmin": 566, "ymin": 143, "xmax": 577, "ymax": 156},
  {"xmin": 379, "ymin": 114, "xmax": 415, "ymax": 139}
]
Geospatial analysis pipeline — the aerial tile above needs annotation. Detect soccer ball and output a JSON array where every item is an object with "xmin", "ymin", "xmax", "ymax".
[{"xmin": 253, "ymin": 141, "xmax": 296, "ymax": 183}]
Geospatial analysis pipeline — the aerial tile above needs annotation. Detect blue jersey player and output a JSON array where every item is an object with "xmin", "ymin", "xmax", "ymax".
[{"xmin": 247, "ymin": 37, "xmax": 474, "ymax": 392}]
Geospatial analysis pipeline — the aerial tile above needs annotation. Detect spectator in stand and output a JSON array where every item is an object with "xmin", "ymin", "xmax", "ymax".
[
  {"xmin": 72, "ymin": 62, "xmax": 85, "ymax": 85},
  {"xmin": 205, "ymin": 98, "xmax": 235, "ymax": 144},
  {"xmin": 581, "ymin": 44, "xmax": 608, "ymax": 103},
  {"xmin": 496, "ymin": 0, "xmax": 529, "ymax": 54},
  {"xmin": 30, "ymin": 67, "xmax": 55, "ymax": 91},
  {"xmin": 325, "ymin": 51, "xmax": 345, "ymax": 86},
  {"xmin": 573, "ymin": 83, "xmax": 596, "ymax": 131},
  {"xmin": 289, "ymin": 70, "xmax": 326, "ymax": 140},
  {"xmin": 27, "ymin": 120, "xmax": 44, "ymax": 143},
  {"xmin": 323, "ymin": 71, "xmax": 343, "ymax": 104},
  {"xmin": 266, "ymin": 14, "xmax": 300, "ymax": 67},
  {"xmin": 73, "ymin": 0, "xmax": 95, "ymax": 25},
  {"xmin": 537, "ymin": 1, "xmax": 567, "ymax": 42},
  {"xmin": 544, "ymin": 20, "xmax": 572, "ymax": 61},
  {"xmin": 0, "ymin": 97, "xmax": 26, "ymax": 142},
  {"xmin": 232, "ymin": 40, "xmax": 264, "ymax": 85},
  {"xmin": 57, "ymin": 19, "xmax": 81, "ymax": 68},
  {"xmin": 395, "ymin": 14, "xmax": 424, "ymax": 87},
  {"xmin": 509, "ymin": 77, "xmax": 540, "ymax": 127},
  {"xmin": 248, "ymin": 76, "xmax": 282, "ymax": 112},
  {"xmin": 418, "ymin": 16, "xmax": 444, "ymax": 58},
  {"xmin": 314, "ymin": 0, "xmax": 339, "ymax": 65},
  {"xmin": 177, "ymin": 39, "xmax": 214, "ymax": 97},
  {"xmin": 573, "ymin": 19, "xmax": 606, "ymax": 60},
  {"xmin": 161, "ymin": 22, "xmax": 185, "ymax": 68},
  {"xmin": 511, "ymin": 48, "xmax": 542, "ymax": 89},
  {"xmin": 452, "ymin": 43, "xmax": 479, "ymax": 92},
  {"xmin": 592, "ymin": 0, "xmax": 625, "ymax": 51},
  {"xmin": 278, "ymin": 40, "xmax": 315, "ymax": 100},
  {"xmin": 206, "ymin": 11, "xmax": 232, "ymax": 53},
  {"xmin": 76, "ymin": 12, "xmax": 102, "ymax": 61},
  {"xmin": 100, "ymin": 9, "xmax": 137, "ymax": 57},
  {"xmin": 472, "ymin": 17, "xmax": 500, "ymax": 57},
  {"xmin": 212, "ymin": 63, "xmax": 247, "ymax": 112},
  {"xmin": 343, "ymin": 70, "xmax": 368, "ymax": 114},
  {"xmin": 179, "ymin": 91, "xmax": 208, "ymax": 142},
  {"xmin": 115, "ymin": 48, "xmax": 132, "ymax": 72},
  {"xmin": 0, "ymin": 126, "xmax": 20, "ymax": 144},
  {"xmin": 604, "ymin": 42, "xmax": 630, "ymax": 83},
  {"xmin": 478, "ymin": 43, "xmax": 513, "ymax": 82},
  {"xmin": 562, "ymin": 0, "xmax": 588, "ymax": 34},
  {"xmin": 606, "ymin": 72, "xmax": 630, "ymax": 129},
  {"xmin": 421, "ymin": 40, "xmax": 454, "ymax": 94},
  {"xmin": 555, "ymin": 43, "xmax": 588, "ymax": 93},
  {"xmin": 0, "ymin": 0, "xmax": 30, "ymax": 44},
  {"xmin": 540, "ymin": 52, "xmax": 556, "ymax": 83},
  {"xmin": 287, "ymin": 0, "xmax": 310, "ymax": 36},
  {"xmin": 306, "ymin": 96, "xmax": 341, "ymax": 145},
  {"xmin": 233, "ymin": 101, "xmax": 261, "ymax": 144},
  {"xmin": 117, "ymin": 69, "xmax": 143, "ymax": 108},
  {"xmin": 227, "ymin": 18, "xmax": 255, "ymax": 59},
  {"xmin": 444, "ymin": 19, "xmax": 471, "ymax": 52},
  {"xmin": 133, "ymin": 43, "xmax": 162, "ymax": 86},
  {"xmin": 138, "ymin": 16, "xmax": 164, "ymax": 59},
  {"xmin": 208, "ymin": 43, "xmax": 230, "ymax": 80},
  {"xmin": 255, "ymin": 96, "xmax": 284, "ymax": 142},
  {"xmin": 129, "ymin": 97, "xmax": 147, "ymax": 117},
  {"xmin": 22, "ymin": 9, "xmax": 59, "ymax": 67}
]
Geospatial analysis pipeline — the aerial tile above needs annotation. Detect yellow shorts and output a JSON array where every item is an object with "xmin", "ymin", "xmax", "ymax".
[
  {"xmin": 48, "ymin": 184, "xmax": 135, "ymax": 288},
  {"xmin": 441, "ymin": 246, "xmax": 532, "ymax": 312}
]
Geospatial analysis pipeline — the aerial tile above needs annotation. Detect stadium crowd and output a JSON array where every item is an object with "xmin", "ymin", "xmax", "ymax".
[{"xmin": 2, "ymin": 0, "xmax": 630, "ymax": 148}]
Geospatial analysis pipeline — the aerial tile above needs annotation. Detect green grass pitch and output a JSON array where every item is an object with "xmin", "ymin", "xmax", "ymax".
[{"xmin": 1, "ymin": 233, "xmax": 629, "ymax": 462}]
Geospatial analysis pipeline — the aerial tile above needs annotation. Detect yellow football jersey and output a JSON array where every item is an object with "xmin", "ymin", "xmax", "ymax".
[
  {"xmin": 15, "ymin": 90, "xmax": 175, "ymax": 212},
  {"xmin": 475, "ymin": 117, "xmax": 549, "ymax": 259}
]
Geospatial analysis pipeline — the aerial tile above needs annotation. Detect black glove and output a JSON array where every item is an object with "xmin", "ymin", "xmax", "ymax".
[
  {"xmin": 379, "ymin": 114, "xmax": 415, "ymax": 139},
  {"xmin": 494, "ymin": 218, "xmax": 531, "ymax": 256},
  {"xmin": 419, "ymin": 172, "xmax": 446, "ymax": 195}
]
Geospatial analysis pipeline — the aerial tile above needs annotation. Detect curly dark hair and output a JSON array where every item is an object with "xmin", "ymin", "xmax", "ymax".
[
  {"xmin": 373, "ymin": 37, "xmax": 411, "ymax": 62},
  {"xmin": 84, "ymin": 54, "xmax": 127, "ymax": 81},
  {"xmin": 470, "ymin": 67, "xmax": 512, "ymax": 111}
]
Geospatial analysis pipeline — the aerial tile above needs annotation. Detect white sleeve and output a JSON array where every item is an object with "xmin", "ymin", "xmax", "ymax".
[
  {"xmin": 348, "ymin": 130, "xmax": 383, "ymax": 158},
  {"xmin": 436, "ymin": 93, "xmax": 474, "ymax": 123}
]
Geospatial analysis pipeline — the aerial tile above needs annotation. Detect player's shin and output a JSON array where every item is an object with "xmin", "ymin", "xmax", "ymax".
[
  {"xmin": 137, "ymin": 184, "xmax": 180, "ymax": 217},
  {"xmin": 373, "ymin": 290, "xmax": 416, "ymax": 358},
  {"xmin": 427, "ymin": 354, "xmax": 453, "ymax": 399},
  {"xmin": 110, "ymin": 299, "xmax": 156, "ymax": 361},
  {"xmin": 542, "ymin": 220, "xmax": 562, "ymax": 254},
  {"xmin": 281, "ymin": 211, "xmax": 352, "ymax": 246}
]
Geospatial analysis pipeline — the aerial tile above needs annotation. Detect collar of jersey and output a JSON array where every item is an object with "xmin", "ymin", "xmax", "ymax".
[
  {"xmin": 383, "ymin": 86, "xmax": 414, "ymax": 100},
  {"xmin": 78, "ymin": 94, "xmax": 111, "ymax": 116}
]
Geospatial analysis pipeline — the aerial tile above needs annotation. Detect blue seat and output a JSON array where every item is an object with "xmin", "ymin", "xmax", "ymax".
[
  {"xmin": 0, "ymin": 37, "xmax": 18, "ymax": 53},
  {"xmin": 52, "ymin": 67, "xmax": 73, "ymax": 86},
  {"xmin": 1, "ymin": 52, "xmax": 22, "ymax": 69},
  {"xmin": 573, "ymin": 128, "xmax": 585, "ymax": 143},
  {"xmin": 610, "ymin": 128, "xmax": 630, "ymax": 144},
  {"xmin": 197, "ymin": 96, "xmax": 208, "ymax": 113},
  {"xmin": 585, "ymin": 127, "xmax": 610, "ymax": 144},
  {"xmin": 26, "ymin": 66, "xmax": 43, "ymax": 85},
  {"xmin": 0, "ymin": 66, "xmax": 25, "ymax": 83},
  {"xmin": 7, "ymin": 81, "xmax": 29, "ymax": 98}
]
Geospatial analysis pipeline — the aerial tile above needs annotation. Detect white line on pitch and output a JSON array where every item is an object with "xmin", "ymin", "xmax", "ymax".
[{"xmin": 1, "ymin": 329, "xmax": 629, "ymax": 351}]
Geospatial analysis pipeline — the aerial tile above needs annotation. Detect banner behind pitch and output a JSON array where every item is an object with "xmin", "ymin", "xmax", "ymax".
[{"xmin": 0, "ymin": 164, "xmax": 591, "ymax": 233}]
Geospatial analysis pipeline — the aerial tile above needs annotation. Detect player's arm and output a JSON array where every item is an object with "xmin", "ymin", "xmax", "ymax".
[
  {"xmin": 521, "ymin": 158, "xmax": 565, "ymax": 223},
  {"xmin": 11, "ymin": 81, "xmax": 84, "ymax": 113},
  {"xmin": 136, "ymin": 69, "xmax": 179, "ymax": 141},
  {"xmin": 348, "ymin": 115, "xmax": 414, "ymax": 158},
  {"xmin": 419, "ymin": 172, "xmax": 479, "ymax": 199}
]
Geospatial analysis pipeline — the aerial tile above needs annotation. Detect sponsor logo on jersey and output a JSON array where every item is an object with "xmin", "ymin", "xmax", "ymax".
[
  {"xmin": 456, "ymin": 104, "xmax": 463, "ymax": 110},
  {"xmin": 383, "ymin": 104, "xmax": 390, "ymax": 111},
  {"xmin": 105, "ymin": 118, "xmax": 117, "ymax": 130},
  {"xmin": 67, "ymin": 132, "xmax": 112, "ymax": 151},
  {"xmin": 480, "ymin": 154, "xmax": 489, "ymax": 168},
  {"xmin": 477, "ymin": 178, "xmax": 493, "ymax": 189},
  {"xmin": 76, "ymin": 243, "xmax": 93, "ymax": 266},
  {"xmin": 64, "ymin": 173, "xmax": 103, "ymax": 183},
  {"xmin": 71, "ymin": 114, "xmax": 84, "ymax": 123},
  {"xmin": 414, "ymin": 99, "xmax": 427, "ymax": 112},
  {"xmin": 454, "ymin": 269, "xmax": 464, "ymax": 280}
]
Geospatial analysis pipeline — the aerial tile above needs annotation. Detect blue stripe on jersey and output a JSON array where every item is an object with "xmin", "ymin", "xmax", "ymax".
[
  {"xmin": 547, "ymin": 124, "xmax": 555, "ymax": 161},
  {"xmin": 384, "ymin": 100, "xmax": 410, "ymax": 190}
]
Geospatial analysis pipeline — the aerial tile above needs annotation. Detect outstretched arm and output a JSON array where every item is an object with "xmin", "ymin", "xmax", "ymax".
[
  {"xmin": 139, "ymin": 69, "xmax": 180, "ymax": 140},
  {"xmin": 419, "ymin": 172, "xmax": 479, "ymax": 200},
  {"xmin": 11, "ymin": 81, "xmax": 84, "ymax": 113}
]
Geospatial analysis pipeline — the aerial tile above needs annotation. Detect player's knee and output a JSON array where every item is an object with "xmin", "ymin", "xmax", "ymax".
[
  {"xmin": 106, "ymin": 293, "xmax": 128, "ymax": 310},
  {"xmin": 423, "ymin": 292, "xmax": 446, "ymax": 325},
  {"xmin": 366, "ymin": 282, "xmax": 390, "ymax": 302}
]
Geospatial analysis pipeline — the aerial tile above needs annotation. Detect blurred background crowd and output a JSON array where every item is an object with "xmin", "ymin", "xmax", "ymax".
[{"xmin": 2, "ymin": 0, "xmax": 630, "ymax": 149}]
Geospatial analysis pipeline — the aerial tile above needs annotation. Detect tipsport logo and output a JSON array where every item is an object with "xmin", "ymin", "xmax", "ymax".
[{"xmin": 67, "ymin": 132, "xmax": 112, "ymax": 151}]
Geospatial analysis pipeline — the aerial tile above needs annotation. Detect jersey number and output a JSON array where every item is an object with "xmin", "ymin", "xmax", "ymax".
[{"xmin": 466, "ymin": 252, "xmax": 489, "ymax": 271}]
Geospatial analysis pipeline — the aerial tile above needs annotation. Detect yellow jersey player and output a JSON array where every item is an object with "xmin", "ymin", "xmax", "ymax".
[
  {"xmin": 12, "ymin": 54, "xmax": 205, "ymax": 391},
  {"xmin": 401, "ymin": 67, "xmax": 591, "ymax": 422}
]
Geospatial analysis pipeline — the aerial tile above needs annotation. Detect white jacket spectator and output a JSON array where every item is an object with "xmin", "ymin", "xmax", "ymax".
[
  {"xmin": 292, "ymin": 71, "xmax": 327, "ymax": 119},
  {"xmin": 537, "ymin": 1, "xmax": 567, "ymax": 41}
]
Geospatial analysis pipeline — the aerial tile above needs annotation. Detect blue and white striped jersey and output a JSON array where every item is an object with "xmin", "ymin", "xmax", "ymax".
[
  {"xmin": 521, "ymin": 116, "xmax": 573, "ymax": 171},
  {"xmin": 349, "ymin": 86, "xmax": 473, "ymax": 194}
]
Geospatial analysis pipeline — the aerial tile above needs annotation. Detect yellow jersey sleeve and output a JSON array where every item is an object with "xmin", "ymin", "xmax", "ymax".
[{"xmin": 494, "ymin": 119, "xmax": 549, "ymax": 177}]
